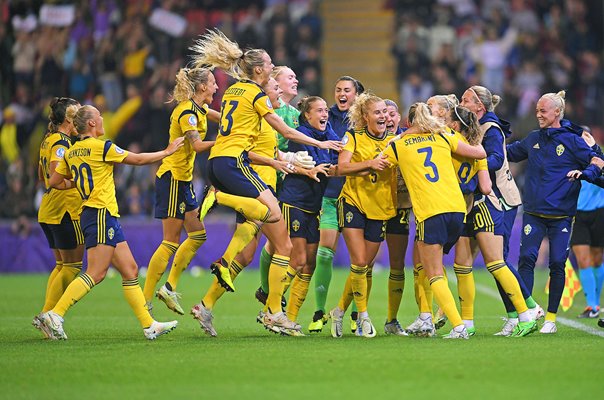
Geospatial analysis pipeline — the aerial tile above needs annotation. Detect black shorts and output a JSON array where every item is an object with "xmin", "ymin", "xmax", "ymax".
[
  {"xmin": 40, "ymin": 212, "xmax": 84, "ymax": 250},
  {"xmin": 570, "ymin": 208, "xmax": 604, "ymax": 247},
  {"xmin": 337, "ymin": 198, "xmax": 386, "ymax": 243},
  {"xmin": 282, "ymin": 203, "xmax": 320, "ymax": 244},
  {"xmin": 386, "ymin": 208, "xmax": 411, "ymax": 235}
]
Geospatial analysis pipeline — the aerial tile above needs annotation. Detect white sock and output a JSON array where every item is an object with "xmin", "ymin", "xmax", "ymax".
[
  {"xmin": 463, "ymin": 319, "xmax": 474, "ymax": 328},
  {"xmin": 359, "ymin": 311, "xmax": 369, "ymax": 319},
  {"xmin": 518, "ymin": 311, "xmax": 530, "ymax": 322},
  {"xmin": 419, "ymin": 312, "xmax": 432, "ymax": 321}
]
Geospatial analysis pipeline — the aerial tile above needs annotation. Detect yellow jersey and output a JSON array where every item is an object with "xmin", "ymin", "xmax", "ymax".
[
  {"xmin": 38, "ymin": 132, "xmax": 83, "ymax": 223},
  {"xmin": 209, "ymin": 80, "xmax": 274, "ymax": 159},
  {"xmin": 340, "ymin": 128, "xmax": 396, "ymax": 220},
  {"xmin": 56, "ymin": 137, "xmax": 129, "ymax": 217},
  {"xmin": 383, "ymin": 130, "xmax": 466, "ymax": 223},
  {"xmin": 249, "ymin": 118, "xmax": 278, "ymax": 189},
  {"xmin": 157, "ymin": 100, "xmax": 208, "ymax": 181},
  {"xmin": 449, "ymin": 128, "xmax": 488, "ymax": 187}
]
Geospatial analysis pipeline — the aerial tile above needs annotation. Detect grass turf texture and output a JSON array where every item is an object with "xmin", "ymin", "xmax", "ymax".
[{"xmin": 1, "ymin": 268, "xmax": 601, "ymax": 400}]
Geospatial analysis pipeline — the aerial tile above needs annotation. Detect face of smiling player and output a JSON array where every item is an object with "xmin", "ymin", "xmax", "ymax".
[
  {"xmin": 364, "ymin": 100, "xmax": 388, "ymax": 137},
  {"xmin": 386, "ymin": 105, "xmax": 401, "ymax": 134},
  {"xmin": 304, "ymin": 98, "xmax": 329, "ymax": 131},
  {"xmin": 334, "ymin": 79, "xmax": 358, "ymax": 112}
]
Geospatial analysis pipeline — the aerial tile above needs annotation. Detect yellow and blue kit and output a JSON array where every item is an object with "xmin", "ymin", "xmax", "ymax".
[{"xmin": 56, "ymin": 137, "xmax": 129, "ymax": 248}]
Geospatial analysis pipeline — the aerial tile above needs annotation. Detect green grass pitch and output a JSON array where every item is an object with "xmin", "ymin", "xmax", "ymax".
[{"xmin": 0, "ymin": 268, "xmax": 601, "ymax": 400}]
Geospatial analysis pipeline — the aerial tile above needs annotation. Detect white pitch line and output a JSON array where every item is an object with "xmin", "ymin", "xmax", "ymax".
[{"xmin": 475, "ymin": 283, "xmax": 604, "ymax": 338}]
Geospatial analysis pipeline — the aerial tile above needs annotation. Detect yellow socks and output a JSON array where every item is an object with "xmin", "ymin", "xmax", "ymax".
[
  {"xmin": 429, "ymin": 275, "xmax": 463, "ymax": 328},
  {"xmin": 366, "ymin": 267, "xmax": 373, "ymax": 304},
  {"xmin": 487, "ymin": 260, "xmax": 529, "ymax": 314},
  {"xmin": 387, "ymin": 269, "xmax": 405, "ymax": 321},
  {"xmin": 143, "ymin": 240, "xmax": 178, "ymax": 301},
  {"xmin": 217, "ymin": 192, "xmax": 271, "ymax": 222},
  {"xmin": 337, "ymin": 274, "xmax": 354, "ymax": 311},
  {"xmin": 349, "ymin": 264, "xmax": 368, "ymax": 313},
  {"xmin": 52, "ymin": 273, "xmax": 95, "ymax": 317},
  {"xmin": 454, "ymin": 263, "xmax": 475, "ymax": 321},
  {"xmin": 42, "ymin": 262, "xmax": 64, "ymax": 312},
  {"xmin": 286, "ymin": 272, "xmax": 311, "ymax": 321},
  {"xmin": 122, "ymin": 278, "xmax": 154, "ymax": 328},
  {"xmin": 267, "ymin": 254, "xmax": 290, "ymax": 313},
  {"xmin": 222, "ymin": 222, "xmax": 259, "ymax": 265},
  {"xmin": 282, "ymin": 265, "xmax": 297, "ymax": 294},
  {"xmin": 202, "ymin": 260, "xmax": 245, "ymax": 310},
  {"xmin": 415, "ymin": 264, "xmax": 432, "ymax": 314},
  {"xmin": 166, "ymin": 230, "xmax": 206, "ymax": 290},
  {"xmin": 545, "ymin": 312, "xmax": 556, "ymax": 322}
]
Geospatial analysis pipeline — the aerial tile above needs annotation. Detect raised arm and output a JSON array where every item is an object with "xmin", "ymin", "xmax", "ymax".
[
  {"xmin": 453, "ymin": 141, "xmax": 487, "ymax": 160},
  {"xmin": 506, "ymin": 139, "xmax": 529, "ymax": 162},
  {"xmin": 264, "ymin": 113, "xmax": 343, "ymax": 151},
  {"xmin": 122, "ymin": 137, "xmax": 185, "ymax": 165}
]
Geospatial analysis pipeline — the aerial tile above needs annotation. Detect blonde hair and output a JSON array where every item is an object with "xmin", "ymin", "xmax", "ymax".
[
  {"xmin": 171, "ymin": 67, "xmax": 212, "ymax": 103},
  {"xmin": 190, "ymin": 29, "xmax": 266, "ymax": 80},
  {"xmin": 73, "ymin": 105, "xmax": 97, "ymax": 135},
  {"xmin": 451, "ymin": 106, "xmax": 482, "ymax": 145},
  {"xmin": 271, "ymin": 66, "xmax": 291, "ymax": 80},
  {"xmin": 347, "ymin": 92, "xmax": 383, "ymax": 130},
  {"xmin": 428, "ymin": 94, "xmax": 459, "ymax": 111},
  {"xmin": 408, "ymin": 102, "xmax": 446, "ymax": 135},
  {"xmin": 540, "ymin": 90, "xmax": 566, "ymax": 119},
  {"xmin": 469, "ymin": 85, "xmax": 501, "ymax": 112}
]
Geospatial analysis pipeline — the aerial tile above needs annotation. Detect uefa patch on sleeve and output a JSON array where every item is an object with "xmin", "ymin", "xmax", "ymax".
[
  {"xmin": 266, "ymin": 98, "xmax": 273, "ymax": 109},
  {"xmin": 115, "ymin": 146, "xmax": 125, "ymax": 154},
  {"xmin": 188, "ymin": 114, "xmax": 198, "ymax": 127},
  {"xmin": 56, "ymin": 147, "xmax": 65, "ymax": 158},
  {"xmin": 341, "ymin": 135, "xmax": 349, "ymax": 145}
]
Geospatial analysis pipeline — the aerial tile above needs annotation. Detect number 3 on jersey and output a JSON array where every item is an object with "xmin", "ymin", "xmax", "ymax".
[
  {"xmin": 219, "ymin": 100, "xmax": 239, "ymax": 136},
  {"xmin": 417, "ymin": 147, "xmax": 439, "ymax": 182}
]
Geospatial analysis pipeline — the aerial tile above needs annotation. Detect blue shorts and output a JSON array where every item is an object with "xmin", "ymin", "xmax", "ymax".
[
  {"xmin": 338, "ymin": 198, "xmax": 386, "ymax": 243},
  {"xmin": 386, "ymin": 208, "xmax": 411, "ymax": 235},
  {"xmin": 154, "ymin": 171, "xmax": 199, "ymax": 220},
  {"xmin": 462, "ymin": 196, "xmax": 504, "ymax": 237},
  {"xmin": 282, "ymin": 203, "xmax": 320, "ymax": 243},
  {"xmin": 40, "ymin": 212, "xmax": 84, "ymax": 250},
  {"xmin": 80, "ymin": 207, "xmax": 126, "ymax": 249},
  {"xmin": 208, "ymin": 153, "xmax": 268, "ymax": 199},
  {"xmin": 415, "ymin": 212, "xmax": 465, "ymax": 254}
]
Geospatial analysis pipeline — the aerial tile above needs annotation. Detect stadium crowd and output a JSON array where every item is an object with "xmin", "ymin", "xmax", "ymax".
[{"xmin": 0, "ymin": 0, "xmax": 602, "ymax": 222}]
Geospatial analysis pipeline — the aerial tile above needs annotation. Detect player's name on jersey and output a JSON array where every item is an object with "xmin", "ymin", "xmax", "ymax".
[
  {"xmin": 403, "ymin": 134, "xmax": 436, "ymax": 146},
  {"xmin": 68, "ymin": 148, "xmax": 92, "ymax": 158},
  {"xmin": 224, "ymin": 87, "xmax": 247, "ymax": 96}
]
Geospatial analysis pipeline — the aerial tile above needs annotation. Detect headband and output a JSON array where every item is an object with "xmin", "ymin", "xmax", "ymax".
[
  {"xmin": 454, "ymin": 106, "xmax": 469, "ymax": 128},
  {"xmin": 468, "ymin": 87, "xmax": 486, "ymax": 111}
]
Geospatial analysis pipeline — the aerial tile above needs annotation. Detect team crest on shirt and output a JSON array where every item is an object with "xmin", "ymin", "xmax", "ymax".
[
  {"xmin": 346, "ymin": 211, "xmax": 353, "ymax": 223},
  {"xmin": 556, "ymin": 144, "xmax": 565, "ymax": 156},
  {"xmin": 114, "ymin": 146, "xmax": 125, "ymax": 154},
  {"xmin": 523, "ymin": 224, "xmax": 532, "ymax": 235},
  {"xmin": 179, "ymin": 202, "xmax": 185, "ymax": 214},
  {"xmin": 188, "ymin": 114, "xmax": 198, "ymax": 127},
  {"xmin": 108, "ymin": 227, "xmax": 115, "ymax": 240},
  {"xmin": 56, "ymin": 147, "xmax": 65, "ymax": 158},
  {"xmin": 292, "ymin": 220, "xmax": 300, "ymax": 232}
]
